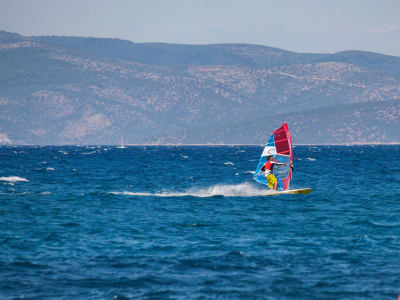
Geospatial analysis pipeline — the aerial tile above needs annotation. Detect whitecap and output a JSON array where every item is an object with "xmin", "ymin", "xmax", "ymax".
[
  {"xmin": 46, "ymin": 167, "xmax": 55, "ymax": 171},
  {"xmin": 82, "ymin": 151, "xmax": 97, "ymax": 155},
  {"xmin": 0, "ymin": 176, "xmax": 29, "ymax": 182},
  {"xmin": 224, "ymin": 162, "xmax": 235, "ymax": 166},
  {"xmin": 245, "ymin": 171, "xmax": 256, "ymax": 174},
  {"xmin": 306, "ymin": 157, "xmax": 316, "ymax": 161}
]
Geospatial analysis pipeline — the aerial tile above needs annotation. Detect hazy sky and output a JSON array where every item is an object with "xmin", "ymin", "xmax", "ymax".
[{"xmin": 1, "ymin": 0, "xmax": 399, "ymax": 56}]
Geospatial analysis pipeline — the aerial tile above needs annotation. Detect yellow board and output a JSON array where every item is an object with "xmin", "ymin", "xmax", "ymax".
[{"xmin": 264, "ymin": 188, "xmax": 312, "ymax": 196}]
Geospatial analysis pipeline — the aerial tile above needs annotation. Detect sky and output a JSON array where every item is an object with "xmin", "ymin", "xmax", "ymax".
[{"xmin": 1, "ymin": 0, "xmax": 399, "ymax": 56}]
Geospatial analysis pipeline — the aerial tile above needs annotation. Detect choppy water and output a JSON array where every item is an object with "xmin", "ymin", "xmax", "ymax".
[{"xmin": 1, "ymin": 145, "xmax": 400, "ymax": 299}]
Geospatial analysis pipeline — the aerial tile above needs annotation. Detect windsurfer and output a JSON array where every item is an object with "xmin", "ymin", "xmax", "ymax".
[{"xmin": 261, "ymin": 155, "xmax": 293, "ymax": 191}]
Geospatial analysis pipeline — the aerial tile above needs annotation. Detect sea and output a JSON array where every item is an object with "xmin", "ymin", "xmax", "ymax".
[{"xmin": 1, "ymin": 145, "xmax": 400, "ymax": 299}]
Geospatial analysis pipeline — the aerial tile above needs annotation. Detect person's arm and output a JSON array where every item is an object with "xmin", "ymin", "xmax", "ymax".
[
  {"xmin": 272, "ymin": 161, "xmax": 294, "ymax": 169},
  {"xmin": 272, "ymin": 161, "xmax": 286, "ymax": 166}
]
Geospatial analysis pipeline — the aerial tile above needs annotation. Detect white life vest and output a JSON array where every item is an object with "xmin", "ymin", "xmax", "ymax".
[{"xmin": 264, "ymin": 169, "xmax": 271, "ymax": 176}]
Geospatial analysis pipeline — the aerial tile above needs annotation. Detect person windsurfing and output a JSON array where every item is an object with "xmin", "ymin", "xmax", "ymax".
[{"xmin": 260, "ymin": 155, "xmax": 293, "ymax": 191}]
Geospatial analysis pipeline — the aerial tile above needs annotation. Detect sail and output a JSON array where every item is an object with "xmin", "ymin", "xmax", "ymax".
[{"xmin": 253, "ymin": 122, "xmax": 293, "ymax": 190}]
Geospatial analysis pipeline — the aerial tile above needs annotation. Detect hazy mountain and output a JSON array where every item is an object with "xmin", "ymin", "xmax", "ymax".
[{"xmin": 1, "ymin": 31, "xmax": 399, "ymax": 145}]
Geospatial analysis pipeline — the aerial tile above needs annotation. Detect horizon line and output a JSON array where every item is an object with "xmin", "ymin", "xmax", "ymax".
[{"xmin": 1, "ymin": 143, "xmax": 399, "ymax": 147}]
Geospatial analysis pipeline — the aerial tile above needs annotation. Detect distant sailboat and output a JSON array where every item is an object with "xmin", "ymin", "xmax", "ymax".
[{"xmin": 117, "ymin": 133, "xmax": 127, "ymax": 149}]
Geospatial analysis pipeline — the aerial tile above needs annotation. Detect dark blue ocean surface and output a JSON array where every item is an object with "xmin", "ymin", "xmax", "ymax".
[{"xmin": 1, "ymin": 145, "xmax": 400, "ymax": 299}]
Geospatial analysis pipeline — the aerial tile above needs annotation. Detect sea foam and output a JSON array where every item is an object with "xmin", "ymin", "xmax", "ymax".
[{"xmin": 111, "ymin": 183, "xmax": 269, "ymax": 198}]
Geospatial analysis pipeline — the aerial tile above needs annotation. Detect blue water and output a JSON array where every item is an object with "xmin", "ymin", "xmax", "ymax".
[{"xmin": 1, "ymin": 145, "xmax": 400, "ymax": 299}]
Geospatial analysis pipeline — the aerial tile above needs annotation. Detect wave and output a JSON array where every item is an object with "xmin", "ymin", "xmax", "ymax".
[
  {"xmin": 82, "ymin": 151, "xmax": 97, "ymax": 155},
  {"xmin": 0, "ymin": 176, "xmax": 29, "ymax": 182},
  {"xmin": 110, "ymin": 183, "xmax": 269, "ymax": 198}
]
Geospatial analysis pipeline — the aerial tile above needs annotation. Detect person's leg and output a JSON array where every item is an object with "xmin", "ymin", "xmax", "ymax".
[{"xmin": 273, "ymin": 181, "xmax": 278, "ymax": 191}]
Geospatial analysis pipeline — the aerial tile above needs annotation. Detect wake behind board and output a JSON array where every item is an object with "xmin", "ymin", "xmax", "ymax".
[{"xmin": 264, "ymin": 188, "xmax": 312, "ymax": 196}]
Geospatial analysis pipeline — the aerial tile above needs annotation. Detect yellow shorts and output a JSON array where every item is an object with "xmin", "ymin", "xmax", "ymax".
[{"xmin": 266, "ymin": 173, "xmax": 277, "ymax": 189}]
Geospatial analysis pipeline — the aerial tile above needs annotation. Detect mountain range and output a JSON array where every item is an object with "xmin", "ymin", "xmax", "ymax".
[{"xmin": 1, "ymin": 30, "xmax": 400, "ymax": 145}]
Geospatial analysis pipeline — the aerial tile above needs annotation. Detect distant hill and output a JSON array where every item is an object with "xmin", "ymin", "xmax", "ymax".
[{"xmin": 1, "ymin": 30, "xmax": 399, "ymax": 145}]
